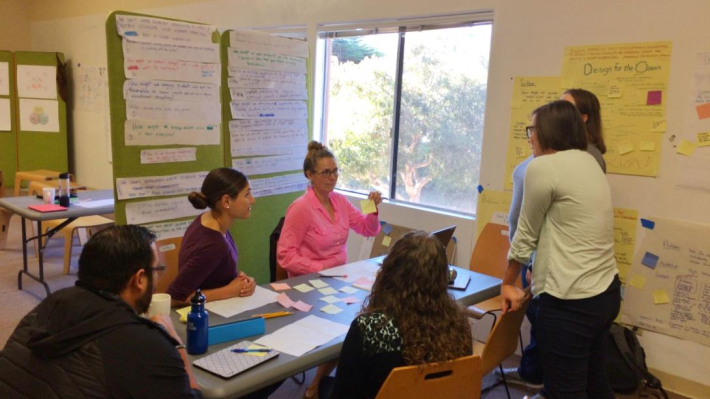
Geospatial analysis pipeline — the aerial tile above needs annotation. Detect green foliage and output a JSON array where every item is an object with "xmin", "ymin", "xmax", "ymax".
[{"xmin": 332, "ymin": 38, "xmax": 384, "ymax": 64}]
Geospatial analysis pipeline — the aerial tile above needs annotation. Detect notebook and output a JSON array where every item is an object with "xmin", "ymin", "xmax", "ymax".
[
  {"xmin": 193, "ymin": 341, "xmax": 279, "ymax": 379},
  {"xmin": 28, "ymin": 204, "xmax": 68, "ymax": 212}
]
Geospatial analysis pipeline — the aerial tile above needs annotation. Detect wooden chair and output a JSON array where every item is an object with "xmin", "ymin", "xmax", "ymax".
[
  {"xmin": 472, "ymin": 294, "xmax": 531, "ymax": 399},
  {"xmin": 375, "ymin": 355, "xmax": 482, "ymax": 399},
  {"xmin": 154, "ymin": 237, "xmax": 182, "ymax": 294},
  {"xmin": 14, "ymin": 170, "xmax": 74, "ymax": 197},
  {"xmin": 269, "ymin": 217, "xmax": 289, "ymax": 282}
]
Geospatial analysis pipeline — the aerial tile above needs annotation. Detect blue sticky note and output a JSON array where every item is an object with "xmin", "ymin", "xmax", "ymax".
[
  {"xmin": 642, "ymin": 252, "xmax": 659, "ymax": 269},
  {"xmin": 125, "ymin": 31, "xmax": 138, "ymax": 36},
  {"xmin": 477, "ymin": 185, "xmax": 484, "ymax": 194},
  {"xmin": 640, "ymin": 218, "xmax": 655, "ymax": 230},
  {"xmin": 382, "ymin": 224, "xmax": 393, "ymax": 235}
]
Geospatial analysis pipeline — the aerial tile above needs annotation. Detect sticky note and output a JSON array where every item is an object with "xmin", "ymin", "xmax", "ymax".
[
  {"xmin": 617, "ymin": 142, "xmax": 634, "ymax": 155},
  {"xmin": 696, "ymin": 102, "xmax": 710, "ymax": 120},
  {"xmin": 650, "ymin": 119, "xmax": 666, "ymax": 132},
  {"xmin": 697, "ymin": 132, "xmax": 710, "ymax": 147},
  {"xmin": 176, "ymin": 306, "xmax": 191, "ymax": 324},
  {"xmin": 382, "ymin": 224, "xmax": 393, "ymax": 235},
  {"xmin": 640, "ymin": 141, "xmax": 655, "ymax": 151},
  {"xmin": 340, "ymin": 286, "xmax": 359, "ymax": 294},
  {"xmin": 676, "ymin": 140, "xmax": 697, "ymax": 156},
  {"xmin": 647, "ymin": 91, "xmax": 662, "ymax": 105},
  {"xmin": 270, "ymin": 282, "xmax": 291, "ymax": 291},
  {"xmin": 321, "ymin": 304, "xmax": 344, "ymax": 315},
  {"xmin": 653, "ymin": 289, "xmax": 670, "ymax": 305},
  {"xmin": 294, "ymin": 283, "xmax": 314, "ymax": 293},
  {"xmin": 642, "ymin": 252, "xmax": 659, "ymax": 269},
  {"xmin": 628, "ymin": 274, "xmax": 646, "ymax": 290},
  {"xmin": 640, "ymin": 218, "xmax": 655, "ymax": 230},
  {"xmin": 514, "ymin": 146, "xmax": 526, "ymax": 158},
  {"xmin": 477, "ymin": 185, "xmax": 484, "ymax": 194},
  {"xmin": 293, "ymin": 300, "xmax": 312, "ymax": 312},
  {"xmin": 319, "ymin": 295, "xmax": 341, "ymax": 304},
  {"xmin": 246, "ymin": 344, "xmax": 270, "ymax": 357},
  {"xmin": 309, "ymin": 279, "xmax": 329, "ymax": 289},
  {"xmin": 277, "ymin": 293, "xmax": 294, "ymax": 308},
  {"xmin": 318, "ymin": 287, "xmax": 338, "ymax": 295},
  {"xmin": 360, "ymin": 199, "xmax": 377, "ymax": 215},
  {"xmin": 341, "ymin": 296, "xmax": 361, "ymax": 304},
  {"xmin": 608, "ymin": 84, "xmax": 622, "ymax": 98},
  {"xmin": 382, "ymin": 236, "xmax": 392, "ymax": 247}
]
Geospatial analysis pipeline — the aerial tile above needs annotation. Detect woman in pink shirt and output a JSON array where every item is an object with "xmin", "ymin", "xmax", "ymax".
[{"xmin": 278, "ymin": 141, "xmax": 382, "ymax": 399}]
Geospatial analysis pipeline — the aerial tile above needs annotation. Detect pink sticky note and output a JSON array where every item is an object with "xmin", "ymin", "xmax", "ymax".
[
  {"xmin": 293, "ymin": 300, "xmax": 313, "ymax": 312},
  {"xmin": 354, "ymin": 277, "xmax": 372, "ymax": 286},
  {"xmin": 696, "ymin": 102, "xmax": 710, "ymax": 120},
  {"xmin": 271, "ymin": 282, "xmax": 291, "ymax": 291},
  {"xmin": 277, "ymin": 293, "xmax": 294, "ymax": 308},
  {"xmin": 646, "ymin": 91, "xmax": 662, "ymax": 105},
  {"xmin": 341, "ymin": 296, "xmax": 361, "ymax": 304}
]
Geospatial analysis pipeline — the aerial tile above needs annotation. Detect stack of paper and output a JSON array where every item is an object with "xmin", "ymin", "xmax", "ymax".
[
  {"xmin": 205, "ymin": 286, "xmax": 277, "ymax": 318},
  {"xmin": 254, "ymin": 315, "xmax": 349, "ymax": 357}
]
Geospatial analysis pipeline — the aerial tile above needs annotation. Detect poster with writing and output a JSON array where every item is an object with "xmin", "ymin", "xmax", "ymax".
[
  {"xmin": 123, "ymin": 80, "xmax": 219, "ymax": 103},
  {"xmin": 228, "ymin": 68, "xmax": 306, "ymax": 91},
  {"xmin": 77, "ymin": 65, "xmax": 109, "ymax": 113},
  {"xmin": 0, "ymin": 61, "xmax": 9, "ymax": 96},
  {"xmin": 124, "ymin": 57, "xmax": 220, "ymax": 85},
  {"xmin": 230, "ymin": 30, "xmax": 308, "ymax": 58},
  {"xmin": 116, "ymin": 15, "xmax": 214, "ymax": 44},
  {"xmin": 126, "ymin": 99, "xmax": 221, "ymax": 123},
  {"xmin": 122, "ymin": 37, "xmax": 220, "ymax": 64},
  {"xmin": 140, "ymin": 147, "xmax": 197, "ymax": 164},
  {"xmin": 227, "ymin": 48, "xmax": 307, "ymax": 74},
  {"xmin": 16, "ymin": 65, "xmax": 56, "ymax": 99},
  {"xmin": 229, "ymin": 101, "xmax": 307, "ymax": 120},
  {"xmin": 613, "ymin": 207, "xmax": 638, "ymax": 284},
  {"xmin": 125, "ymin": 196, "xmax": 203, "ymax": 225},
  {"xmin": 232, "ymin": 153, "xmax": 302, "ymax": 175},
  {"xmin": 116, "ymin": 171, "xmax": 207, "ymax": 200},
  {"xmin": 250, "ymin": 173, "xmax": 309, "ymax": 198},
  {"xmin": 19, "ymin": 99, "xmax": 59, "ymax": 132},
  {"xmin": 124, "ymin": 119, "xmax": 221, "ymax": 146},
  {"xmin": 0, "ymin": 98, "xmax": 10, "ymax": 131},
  {"xmin": 230, "ymin": 128, "xmax": 307, "ymax": 157}
]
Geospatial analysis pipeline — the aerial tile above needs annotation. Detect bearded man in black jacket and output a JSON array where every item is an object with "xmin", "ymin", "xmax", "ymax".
[{"xmin": 0, "ymin": 225, "xmax": 202, "ymax": 398}]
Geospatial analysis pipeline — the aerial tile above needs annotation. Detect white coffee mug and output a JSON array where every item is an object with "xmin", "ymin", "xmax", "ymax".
[
  {"xmin": 148, "ymin": 293, "xmax": 171, "ymax": 318},
  {"xmin": 42, "ymin": 187, "xmax": 56, "ymax": 204}
]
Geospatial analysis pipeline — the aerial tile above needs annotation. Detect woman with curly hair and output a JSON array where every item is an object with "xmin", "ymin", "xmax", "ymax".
[{"xmin": 324, "ymin": 230, "xmax": 472, "ymax": 399}]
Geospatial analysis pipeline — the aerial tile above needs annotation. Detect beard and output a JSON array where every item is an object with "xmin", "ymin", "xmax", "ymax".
[{"xmin": 135, "ymin": 274, "xmax": 154, "ymax": 315}]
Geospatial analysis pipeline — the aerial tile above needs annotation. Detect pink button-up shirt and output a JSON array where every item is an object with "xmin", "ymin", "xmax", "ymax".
[{"xmin": 277, "ymin": 187, "xmax": 381, "ymax": 277}]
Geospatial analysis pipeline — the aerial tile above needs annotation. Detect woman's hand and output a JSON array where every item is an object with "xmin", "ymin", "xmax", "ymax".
[
  {"xmin": 501, "ymin": 284, "xmax": 527, "ymax": 314},
  {"xmin": 237, "ymin": 271, "xmax": 256, "ymax": 297},
  {"xmin": 367, "ymin": 191, "xmax": 382, "ymax": 206}
]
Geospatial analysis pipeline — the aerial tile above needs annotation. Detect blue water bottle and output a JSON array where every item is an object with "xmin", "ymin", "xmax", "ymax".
[{"xmin": 187, "ymin": 289, "xmax": 208, "ymax": 354}]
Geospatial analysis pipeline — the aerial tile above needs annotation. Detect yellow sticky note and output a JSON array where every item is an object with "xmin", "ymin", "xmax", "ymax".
[
  {"xmin": 653, "ymin": 289, "xmax": 670, "ymax": 305},
  {"xmin": 650, "ymin": 120, "xmax": 666, "ymax": 132},
  {"xmin": 360, "ymin": 199, "xmax": 377, "ymax": 215},
  {"xmin": 514, "ymin": 146, "xmax": 527, "ymax": 158},
  {"xmin": 246, "ymin": 344, "xmax": 269, "ymax": 357},
  {"xmin": 697, "ymin": 132, "xmax": 710, "ymax": 147},
  {"xmin": 176, "ymin": 306, "xmax": 191, "ymax": 324},
  {"xmin": 640, "ymin": 141, "xmax": 655, "ymax": 151},
  {"xmin": 608, "ymin": 84, "xmax": 622, "ymax": 98},
  {"xmin": 617, "ymin": 142, "xmax": 634, "ymax": 155},
  {"xmin": 628, "ymin": 274, "xmax": 646, "ymax": 290},
  {"xmin": 676, "ymin": 140, "xmax": 697, "ymax": 156},
  {"xmin": 382, "ymin": 236, "xmax": 392, "ymax": 247}
]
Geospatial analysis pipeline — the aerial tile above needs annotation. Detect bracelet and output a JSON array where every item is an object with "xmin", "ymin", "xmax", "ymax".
[{"xmin": 175, "ymin": 344, "xmax": 186, "ymax": 351}]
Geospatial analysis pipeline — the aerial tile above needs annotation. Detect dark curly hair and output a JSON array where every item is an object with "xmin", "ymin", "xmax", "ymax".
[{"xmin": 363, "ymin": 231, "xmax": 472, "ymax": 365}]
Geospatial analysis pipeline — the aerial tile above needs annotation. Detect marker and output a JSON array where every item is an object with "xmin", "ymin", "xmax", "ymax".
[
  {"xmin": 231, "ymin": 348, "xmax": 272, "ymax": 353},
  {"xmin": 251, "ymin": 311, "xmax": 293, "ymax": 319},
  {"xmin": 319, "ymin": 274, "xmax": 347, "ymax": 278}
]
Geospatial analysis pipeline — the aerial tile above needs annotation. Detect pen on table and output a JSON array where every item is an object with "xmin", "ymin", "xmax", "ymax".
[
  {"xmin": 251, "ymin": 311, "xmax": 293, "ymax": 319},
  {"xmin": 231, "ymin": 348, "xmax": 272, "ymax": 353},
  {"xmin": 319, "ymin": 274, "xmax": 347, "ymax": 278},
  {"xmin": 76, "ymin": 198, "xmax": 92, "ymax": 204}
]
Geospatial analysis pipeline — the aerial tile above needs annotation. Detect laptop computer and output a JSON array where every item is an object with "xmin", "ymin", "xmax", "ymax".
[{"xmin": 430, "ymin": 225, "xmax": 456, "ymax": 248}]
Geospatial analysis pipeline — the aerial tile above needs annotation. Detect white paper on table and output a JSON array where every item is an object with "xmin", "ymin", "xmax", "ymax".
[
  {"xmin": 124, "ymin": 80, "xmax": 219, "ymax": 103},
  {"xmin": 0, "ymin": 62, "xmax": 9, "ymax": 96},
  {"xmin": 124, "ymin": 119, "xmax": 221, "ymax": 146},
  {"xmin": 254, "ymin": 315, "xmax": 349, "ymax": 357},
  {"xmin": 205, "ymin": 286, "xmax": 278, "ymax": 318},
  {"xmin": 73, "ymin": 198, "xmax": 115, "ymax": 209},
  {"xmin": 143, "ymin": 219, "xmax": 192, "ymax": 241},
  {"xmin": 319, "ymin": 259, "xmax": 380, "ymax": 284},
  {"xmin": 141, "ymin": 147, "xmax": 197, "ymax": 164},
  {"xmin": 230, "ymin": 101, "xmax": 307, "ymax": 120},
  {"xmin": 124, "ymin": 57, "xmax": 220, "ymax": 85},
  {"xmin": 229, "ymin": 118, "xmax": 307, "ymax": 132},
  {"xmin": 122, "ymin": 37, "xmax": 220, "ymax": 64},
  {"xmin": 249, "ymin": 173, "xmax": 308, "ymax": 198},
  {"xmin": 232, "ymin": 154, "xmax": 302, "ymax": 176},
  {"xmin": 227, "ymin": 48, "xmax": 306, "ymax": 74},
  {"xmin": 230, "ymin": 87, "xmax": 307, "ymax": 101},
  {"xmin": 116, "ymin": 171, "xmax": 207, "ymax": 200},
  {"xmin": 125, "ymin": 196, "xmax": 202, "ymax": 225},
  {"xmin": 230, "ymin": 128, "xmax": 307, "ymax": 158},
  {"xmin": 116, "ymin": 15, "xmax": 215, "ymax": 44},
  {"xmin": 16, "ymin": 65, "xmax": 56, "ymax": 99},
  {"xmin": 126, "ymin": 99, "xmax": 221, "ymax": 123},
  {"xmin": 230, "ymin": 30, "xmax": 308, "ymax": 59},
  {"xmin": 18, "ymin": 99, "xmax": 59, "ymax": 132},
  {"xmin": 0, "ymin": 98, "xmax": 10, "ymax": 131}
]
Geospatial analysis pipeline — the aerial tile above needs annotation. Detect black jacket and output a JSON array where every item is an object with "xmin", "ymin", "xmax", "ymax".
[{"xmin": 0, "ymin": 284, "xmax": 201, "ymax": 398}]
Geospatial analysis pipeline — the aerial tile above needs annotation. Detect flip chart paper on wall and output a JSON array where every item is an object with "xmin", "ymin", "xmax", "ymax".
[
  {"xmin": 230, "ymin": 87, "xmax": 308, "ymax": 101},
  {"xmin": 143, "ymin": 219, "xmax": 192, "ymax": 240},
  {"xmin": 116, "ymin": 171, "xmax": 207, "ymax": 200},
  {"xmin": 115, "ymin": 14, "xmax": 214, "ymax": 44},
  {"xmin": 230, "ymin": 128, "xmax": 307, "ymax": 157},
  {"xmin": 125, "ymin": 196, "xmax": 203, "ymax": 225},
  {"xmin": 126, "ymin": 99, "xmax": 221, "ymax": 123},
  {"xmin": 475, "ymin": 189, "xmax": 512, "ymax": 239},
  {"xmin": 230, "ymin": 30, "xmax": 309, "ymax": 59},
  {"xmin": 16, "ymin": 65, "xmax": 56, "ymax": 99},
  {"xmin": 122, "ymin": 37, "xmax": 220, "ymax": 64},
  {"xmin": 250, "ymin": 173, "xmax": 308, "ymax": 198},
  {"xmin": 124, "ymin": 120, "xmax": 221, "ymax": 146},
  {"xmin": 123, "ymin": 80, "xmax": 219, "ymax": 103},
  {"xmin": 124, "ymin": 57, "xmax": 220, "ymax": 85},
  {"xmin": 228, "ymin": 68, "xmax": 306, "ymax": 91},
  {"xmin": 229, "ymin": 118, "xmax": 307, "ymax": 132},
  {"xmin": 19, "ymin": 99, "xmax": 59, "ymax": 132},
  {"xmin": 0, "ymin": 98, "xmax": 10, "ymax": 131},
  {"xmin": 231, "ymin": 153, "xmax": 302, "ymax": 175},
  {"xmin": 675, "ymin": 156, "xmax": 710, "ymax": 195},
  {"xmin": 684, "ymin": 53, "xmax": 710, "ymax": 135},
  {"xmin": 77, "ymin": 65, "xmax": 109, "ymax": 114},
  {"xmin": 227, "ymin": 48, "xmax": 307, "ymax": 74},
  {"xmin": 621, "ymin": 217, "xmax": 710, "ymax": 348},
  {"xmin": 0, "ymin": 62, "xmax": 9, "ymax": 96},
  {"xmin": 613, "ymin": 207, "xmax": 638, "ymax": 284},
  {"xmin": 140, "ymin": 147, "xmax": 197, "ymax": 164},
  {"xmin": 229, "ymin": 101, "xmax": 307, "ymax": 120}
]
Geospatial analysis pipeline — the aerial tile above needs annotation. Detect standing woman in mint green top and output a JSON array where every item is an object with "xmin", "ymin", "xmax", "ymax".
[{"xmin": 502, "ymin": 101, "xmax": 620, "ymax": 399}]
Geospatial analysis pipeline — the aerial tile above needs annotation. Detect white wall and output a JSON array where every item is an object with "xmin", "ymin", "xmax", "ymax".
[{"xmin": 27, "ymin": 0, "xmax": 710, "ymax": 396}]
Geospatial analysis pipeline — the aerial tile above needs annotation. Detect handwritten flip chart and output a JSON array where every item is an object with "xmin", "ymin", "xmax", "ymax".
[
  {"xmin": 16, "ymin": 65, "xmax": 56, "ymax": 99},
  {"xmin": 140, "ymin": 147, "xmax": 197, "ymax": 164},
  {"xmin": 143, "ymin": 220, "xmax": 193, "ymax": 241},
  {"xmin": 230, "ymin": 30, "xmax": 308, "ymax": 58},
  {"xmin": 123, "ymin": 80, "xmax": 219, "ymax": 103},
  {"xmin": 126, "ymin": 99, "xmax": 221, "ymax": 123},
  {"xmin": 124, "ymin": 120, "xmax": 221, "ymax": 146},
  {"xmin": 124, "ymin": 57, "xmax": 220, "ymax": 85},
  {"xmin": 125, "ymin": 196, "xmax": 203, "ymax": 225},
  {"xmin": 249, "ymin": 173, "xmax": 308, "ymax": 198},
  {"xmin": 122, "ymin": 37, "xmax": 220, "ymax": 64},
  {"xmin": 228, "ymin": 68, "xmax": 306, "ymax": 91},
  {"xmin": 116, "ymin": 171, "xmax": 208, "ymax": 200},
  {"xmin": 227, "ymin": 48, "xmax": 307, "ymax": 74},
  {"xmin": 230, "ymin": 87, "xmax": 307, "ymax": 101},
  {"xmin": 232, "ymin": 153, "xmax": 302, "ymax": 175},
  {"xmin": 229, "ymin": 101, "xmax": 307, "ymax": 120},
  {"xmin": 116, "ymin": 15, "xmax": 214, "ymax": 44}
]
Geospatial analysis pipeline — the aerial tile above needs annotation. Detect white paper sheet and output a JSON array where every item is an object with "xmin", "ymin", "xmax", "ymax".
[
  {"xmin": 231, "ymin": 128, "xmax": 307, "ymax": 157},
  {"xmin": 116, "ymin": 171, "xmax": 208, "ymax": 200},
  {"xmin": 318, "ymin": 259, "xmax": 380, "ymax": 284},
  {"xmin": 143, "ymin": 219, "xmax": 193, "ymax": 241},
  {"xmin": 204, "ymin": 286, "xmax": 278, "ymax": 318},
  {"xmin": 73, "ymin": 198, "xmax": 115, "ymax": 209},
  {"xmin": 18, "ymin": 99, "xmax": 59, "ymax": 132},
  {"xmin": 228, "ymin": 72, "xmax": 305, "ymax": 91},
  {"xmin": 124, "ymin": 120, "xmax": 221, "ymax": 146},
  {"xmin": 230, "ymin": 30, "xmax": 308, "ymax": 59},
  {"xmin": 0, "ymin": 98, "xmax": 10, "ymax": 131},
  {"xmin": 77, "ymin": 65, "xmax": 109, "ymax": 113},
  {"xmin": 227, "ymin": 48, "xmax": 307, "ymax": 74},
  {"xmin": 232, "ymin": 154, "xmax": 302, "ymax": 175},
  {"xmin": 229, "ymin": 118, "xmax": 307, "ymax": 132},
  {"xmin": 250, "ymin": 173, "xmax": 308, "ymax": 198},
  {"xmin": 16, "ymin": 65, "xmax": 56, "ymax": 99},
  {"xmin": 230, "ymin": 87, "xmax": 307, "ymax": 101},
  {"xmin": 675, "ymin": 156, "xmax": 710, "ymax": 194},
  {"xmin": 116, "ymin": 15, "xmax": 214, "ymax": 44},
  {"xmin": 123, "ymin": 80, "xmax": 219, "ymax": 103},
  {"xmin": 0, "ymin": 62, "xmax": 9, "ymax": 96},
  {"xmin": 125, "ymin": 196, "xmax": 203, "ymax": 225},
  {"xmin": 140, "ymin": 147, "xmax": 197, "ymax": 164},
  {"xmin": 126, "ymin": 99, "xmax": 221, "ymax": 123},
  {"xmin": 124, "ymin": 57, "xmax": 220, "ymax": 85},
  {"xmin": 230, "ymin": 101, "xmax": 307, "ymax": 120},
  {"xmin": 254, "ymin": 315, "xmax": 350, "ymax": 357},
  {"xmin": 123, "ymin": 37, "xmax": 220, "ymax": 64},
  {"xmin": 232, "ymin": 145, "xmax": 302, "ymax": 157}
]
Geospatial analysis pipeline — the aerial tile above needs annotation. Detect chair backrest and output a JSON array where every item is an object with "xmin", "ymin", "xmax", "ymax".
[
  {"xmin": 269, "ymin": 217, "xmax": 289, "ymax": 282},
  {"xmin": 469, "ymin": 222, "xmax": 519, "ymax": 285},
  {"xmin": 480, "ymin": 297, "xmax": 530, "ymax": 375},
  {"xmin": 375, "ymin": 355, "xmax": 482, "ymax": 399},
  {"xmin": 154, "ymin": 237, "xmax": 182, "ymax": 294}
]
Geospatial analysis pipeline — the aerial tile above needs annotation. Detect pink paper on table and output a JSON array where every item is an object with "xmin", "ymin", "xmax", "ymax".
[
  {"xmin": 271, "ymin": 282, "xmax": 291, "ymax": 290},
  {"xmin": 277, "ymin": 293, "xmax": 294, "ymax": 308},
  {"xmin": 354, "ymin": 277, "xmax": 372, "ymax": 286},
  {"xmin": 341, "ymin": 296, "xmax": 360, "ymax": 304},
  {"xmin": 292, "ymin": 300, "xmax": 313, "ymax": 312},
  {"xmin": 646, "ymin": 90, "xmax": 662, "ymax": 105}
]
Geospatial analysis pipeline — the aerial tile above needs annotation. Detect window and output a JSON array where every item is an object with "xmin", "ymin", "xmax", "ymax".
[{"xmin": 315, "ymin": 14, "xmax": 492, "ymax": 214}]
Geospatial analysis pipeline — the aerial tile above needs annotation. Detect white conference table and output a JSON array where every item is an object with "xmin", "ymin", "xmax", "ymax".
[
  {"xmin": 0, "ymin": 190, "xmax": 114, "ymax": 296},
  {"xmin": 171, "ymin": 258, "xmax": 501, "ymax": 398}
]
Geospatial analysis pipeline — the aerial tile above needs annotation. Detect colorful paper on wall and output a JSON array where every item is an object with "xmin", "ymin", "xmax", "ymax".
[{"xmin": 18, "ymin": 99, "xmax": 59, "ymax": 132}]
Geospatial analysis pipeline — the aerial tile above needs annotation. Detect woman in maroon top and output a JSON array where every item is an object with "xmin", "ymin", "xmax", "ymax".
[{"xmin": 167, "ymin": 168, "xmax": 257, "ymax": 305}]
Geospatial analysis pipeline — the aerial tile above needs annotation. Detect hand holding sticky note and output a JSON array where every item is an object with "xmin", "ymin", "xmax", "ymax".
[{"xmin": 360, "ymin": 199, "xmax": 377, "ymax": 214}]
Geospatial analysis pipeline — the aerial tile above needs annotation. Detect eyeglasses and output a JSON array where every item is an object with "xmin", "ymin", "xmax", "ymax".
[
  {"xmin": 147, "ymin": 265, "xmax": 166, "ymax": 278},
  {"xmin": 314, "ymin": 168, "xmax": 339, "ymax": 178},
  {"xmin": 525, "ymin": 126, "xmax": 535, "ymax": 139}
]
